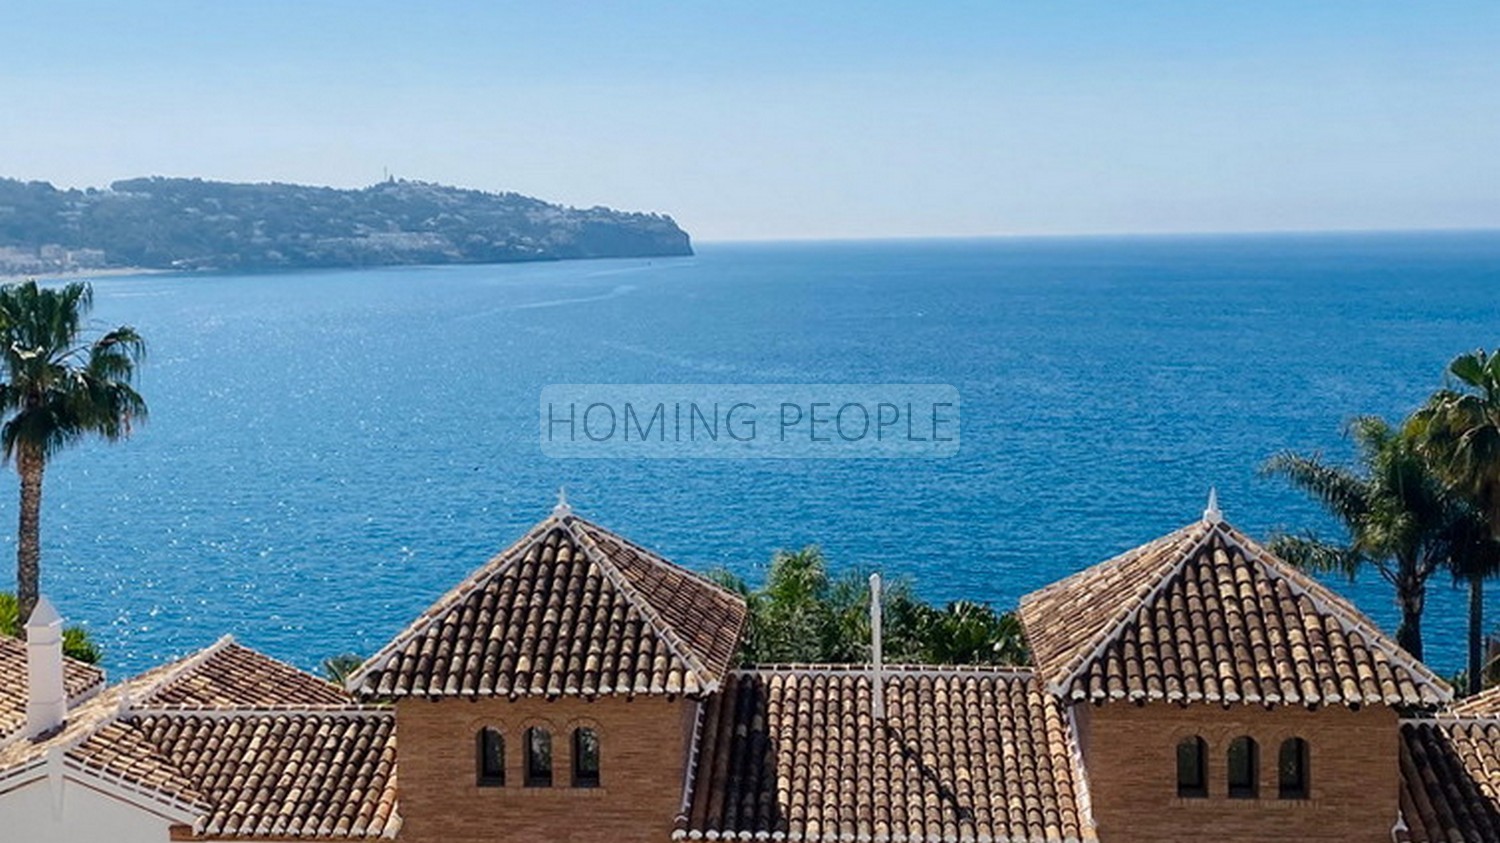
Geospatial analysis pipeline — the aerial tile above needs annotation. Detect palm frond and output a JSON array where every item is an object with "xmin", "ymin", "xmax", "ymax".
[
  {"xmin": 0, "ymin": 281, "xmax": 147, "ymax": 464},
  {"xmin": 1266, "ymin": 531, "xmax": 1366, "ymax": 581},
  {"xmin": 1262, "ymin": 450, "xmax": 1370, "ymax": 525}
]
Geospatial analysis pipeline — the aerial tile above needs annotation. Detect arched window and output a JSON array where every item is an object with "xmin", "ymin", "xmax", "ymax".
[
  {"xmin": 476, "ymin": 727, "xmax": 504, "ymax": 786},
  {"xmin": 573, "ymin": 727, "xmax": 601, "ymax": 788},
  {"xmin": 1227, "ymin": 736, "xmax": 1258, "ymax": 799},
  {"xmin": 1278, "ymin": 737, "xmax": 1309, "ymax": 799},
  {"xmin": 525, "ymin": 727, "xmax": 553, "ymax": 787},
  {"xmin": 1176, "ymin": 736, "xmax": 1207, "ymax": 798}
]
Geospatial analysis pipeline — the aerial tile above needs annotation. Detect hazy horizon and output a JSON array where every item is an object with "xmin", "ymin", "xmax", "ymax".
[{"xmin": 4, "ymin": 2, "xmax": 1497, "ymax": 241}]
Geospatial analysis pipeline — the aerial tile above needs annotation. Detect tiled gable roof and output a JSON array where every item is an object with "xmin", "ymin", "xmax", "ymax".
[
  {"xmin": 348, "ymin": 508, "xmax": 747, "ymax": 699},
  {"xmin": 0, "ymin": 637, "xmax": 398, "ymax": 840},
  {"xmin": 1018, "ymin": 513, "xmax": 1451, "ymax": 707},
  {"xmin": 0, "ymin": 634, "xmax": 106, "ymax": 744},
  {"xmin": 1398, "ymin": 718, "xmax": 1500, "ymax": 842},
  {"xmin": 680, "ymin": 666, "xmax": 1096, "ymax": 843}
]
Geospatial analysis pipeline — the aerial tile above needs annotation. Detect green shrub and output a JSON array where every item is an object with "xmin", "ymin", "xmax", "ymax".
[{"xmin": 0, "ymin": 591, "xmax": 104, "ymax": 665}]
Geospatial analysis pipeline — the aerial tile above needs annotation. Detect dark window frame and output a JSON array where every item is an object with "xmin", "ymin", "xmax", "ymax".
[
  {"xmin": 573, "ymin": 727, "xmax": 601, "ymax": 788},
  {"xmin": 477, "ymin": 727, "xmax": 505, "ymax": 787},
  {"xmin": 1278, "ymin": 737, "xmax": 1309, "ymax": 799},
  {"xmin": 525, "ymin": 726, "xmax": 554, "ymax": 788},
  {"xmin": 1176, "ymin": 735, "xmax": 1208, "ymax": 798},
  {"xmin": 1227, "ymin": 736, "xmax": 1259, "ymax": 799}
]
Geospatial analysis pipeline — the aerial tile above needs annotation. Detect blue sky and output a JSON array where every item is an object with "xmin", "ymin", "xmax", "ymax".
[{"xmin": 2, "ymin": 2, "xmax": 1497, "ymax": 240}]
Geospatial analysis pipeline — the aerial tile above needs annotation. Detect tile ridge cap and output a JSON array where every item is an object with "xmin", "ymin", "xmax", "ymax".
[
  {"xmin": 566, "ymin": 516, "xmax": 716, "ymax": 692},
  {"xmin": 735, "ymin": 663, "xmax": 1036, "ymax": 679},
  {"xmin": 571, "ymin": 515, "xmax": 749, "ymax": 608},
  {"xmin": 1045, "ymin": 521, "xmax": 1215, "ymax": 697},
  {"xmin": 126, "ymin": 704, "xmax": 390, "ymax": 719},
  {"xmin": 1220, "ymin": 523, "xmax": 1454, "ymax": 703},
  {"xmin": 1019, "ymin": 523, "xmax": 1196, "ymax": 609},
  {"xmin": 129, "ymin": 634, "xmax": 237, "ymax": 708},
  {"xmin": 344, "ymin": 514, "xmax": 563, "ymax": 694}
]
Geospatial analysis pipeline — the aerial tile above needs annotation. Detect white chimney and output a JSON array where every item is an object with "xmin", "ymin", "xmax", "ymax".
[
  {"xmin": 25, "ymin": 597, "xmax": 67, "ymax": 736},
  {"xmin": 869, "ymin": 573, "xmax": 885, "ymax": 721}
]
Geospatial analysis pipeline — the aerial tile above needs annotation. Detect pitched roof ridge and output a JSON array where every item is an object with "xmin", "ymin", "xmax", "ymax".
[
  {"xmin": 126, "ymin": 704, "xmax": 390, "ymax": 719},
  {"xmin": 1019, "ymin": 521, "xmax": 1201, "ymax": 609},
  {"xmin": 735, "ymin": 663, "xmax": 1036, "ymax": 679},
  {"xmin": 0, "ymin": 682, "xmax": 177, "ymax": 791},
  {"xmin": 210, "ymin": 639, "xmax": 350, "ymax": 691},
  {"xmin": 1216, "ymin": 521, "xmax": 1453, "ymax": 703},
  {"xmin": 126, "ymin": 634, "xmax": 237, "ymax": 709},
  {"xmin": 564, "ymin": 515, "xmax": 717, "ymax": 691},
  {"xmin": 571, "ymin": 515, "xmax": 745, "ymax": 604},
  {"xmin": 344, "ymin": 514, "xmax": 565, "ymax": 693},
  {"xmin": 1043, "ymin": 521, "xmax": 1217, "ymax": 696}
]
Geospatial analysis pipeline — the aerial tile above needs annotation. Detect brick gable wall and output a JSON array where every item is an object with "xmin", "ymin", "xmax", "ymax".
[
  {"xmin": 1077, "ymin": 702, "xmax": 1400, "ymax": 842},
  {"xmin": 396, "ymin": 696, "xmax": 697, "ymax": 843}
]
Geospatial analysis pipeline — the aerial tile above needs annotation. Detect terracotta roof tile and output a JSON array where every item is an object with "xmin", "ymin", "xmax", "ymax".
[
  {"xmin": 135, "ymin": 640, "xmax": 351, "ymax": 708},
  {"xmin": 681, "ymin": 666, "xmax": 1095, "ymax": 843},
  {"xmin": 1019, "ymin": 517, "xmax": 1450, "ymax": 707},
  {"xmin": 0, "ymin": 639, "xmax": 399, "ymax": 840},
  {"xmin": 0, "ymin": 634, "xmax": 106, "ymax": 743},
  {"xmin": 349, "ymin": 511, "xmax": 747, "ymax": 699},
  {"xmin": 1399, "ymin": 718, "xmax": 1500, "ymax": 842},
  {"xmin": 130, "ymin": 710, "xmax": 400, "ymax": 840},
  {"xmin": 69, "ymin": 719, "xmax": 209, "ymax": 812},
  {"xmin": 1450, "ymin": 685, "xmax": 1500, "ymax": 717},
  {"xmin": 0, "ymin": 662, "xmax": 187, "ymax": 789},
  {"xmin": 573, "ymin": 519, "xmax": 745, "ymax": 685}
]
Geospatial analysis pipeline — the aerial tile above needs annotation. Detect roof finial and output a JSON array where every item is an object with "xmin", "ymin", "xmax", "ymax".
[
  {"xmin": 554, "ymin": 486, "xmax": 572, "ymax": 517},
  {"xmin": 1203, "ymin": 487, "xmax": 1222, "ymax": 524}
]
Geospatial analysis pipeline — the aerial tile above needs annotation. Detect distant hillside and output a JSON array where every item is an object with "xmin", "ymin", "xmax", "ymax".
[{"xmin": 0, "ymin": 177, "xmax": 692, "ymax": 274}]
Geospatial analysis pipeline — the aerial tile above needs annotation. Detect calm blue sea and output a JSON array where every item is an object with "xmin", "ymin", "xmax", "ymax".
[{"xmin": 9, "ymin": 233, "xmax": 1500, "ymax": 678}]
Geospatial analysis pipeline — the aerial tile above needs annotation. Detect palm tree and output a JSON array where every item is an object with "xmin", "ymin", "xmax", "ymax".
[
  {"xmin": 1264, "ymin": 416, "xmax": 1479, "ymax": 661},
  {"xmin": 708, "ymin": 550, "xmax": 1029, "ymax": 666},
  {"xmin": 0, "ymin": 281, "xmax": 146, "ymax": 622},
  {"xmin": 322, "ymin": 652, "xmax": 365, "ymax": 684},
  {"xmin": 1409, "ymin": 349, "xmax": 1500, "ymax": 693},
  {"xmin": 915, "ymin": 601, "xmax": 1029, "ymax": 665}
]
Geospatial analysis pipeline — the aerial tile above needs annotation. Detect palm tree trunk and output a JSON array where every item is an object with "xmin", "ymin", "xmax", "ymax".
[
  {"xmin": 1470, "ymin": 577, "xmax": 1485, "ymax": 695},
  {"xmin": 15, "ymin": 445, "xmax": 44, "ymax": 624},
  {"xmin": 1395, "ymin": 582, "xmax": 1425, "ymax": 662}
]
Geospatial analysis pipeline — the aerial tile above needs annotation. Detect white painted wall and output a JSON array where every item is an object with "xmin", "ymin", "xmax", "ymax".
[{"xmin": 0, "ymin": 774, "xmax": 175, "ymax": 843}]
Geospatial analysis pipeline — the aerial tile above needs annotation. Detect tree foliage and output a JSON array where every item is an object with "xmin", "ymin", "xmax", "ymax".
[
  {"xmin": 711, "ymin": 546, "xmax": 1028, "ymax": 666},
  {"xmin": 0, "ymin": 591, "xmax": 103, "ymax": 664},
  {"xmin": 1409, "ymin": 349, "xmax": 1500, "ymax": 693},
  {"xmin": 0, "ymin": 177, "xmax": 692, "ymax": 274},
  {"xmin": 0, "ymin": 280, "xmax": 146, "ymax": 620},
  {"xmin": 321, "ymin": 652, "xmax": 365, "ymax": 685},
  {"xmin": 1263, "ymin": 415, "xmax": 1491, "ymax": 661}
]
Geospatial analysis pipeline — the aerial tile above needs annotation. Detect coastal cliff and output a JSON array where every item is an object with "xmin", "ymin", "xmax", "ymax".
[{"xmin": 0, "ymin": 176, "xmax": 692, "ymax": 275}]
